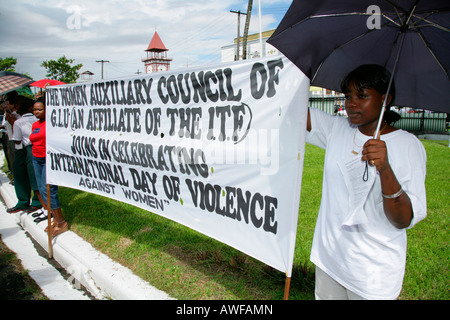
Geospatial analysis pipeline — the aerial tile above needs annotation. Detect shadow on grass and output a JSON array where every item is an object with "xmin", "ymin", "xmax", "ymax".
[{"xmin": 59, "ymin": 187, "xmax": 315, "ymax": 300}]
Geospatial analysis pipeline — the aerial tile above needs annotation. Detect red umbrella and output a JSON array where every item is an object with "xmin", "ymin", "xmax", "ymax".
[{"xmin": 30, "ymin": 79, "xmax": 66, "ymax": 89}]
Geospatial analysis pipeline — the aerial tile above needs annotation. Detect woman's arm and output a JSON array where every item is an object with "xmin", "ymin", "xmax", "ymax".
[{"xmin": 361, "ymin": 139, "xmax": 413, "ymax": 229}]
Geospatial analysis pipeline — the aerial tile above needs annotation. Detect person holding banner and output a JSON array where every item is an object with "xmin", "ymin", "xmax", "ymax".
[
  {"xmin": 6, "ymin": 93, "xmax": 43, "ymax": 214},
  {"xmin": 30, "ymin": 96, "xmax": 68, "ymax": 236},
  {"xmin": 306, "ymin": 64, "xmax": 427, "ymax": 300}
]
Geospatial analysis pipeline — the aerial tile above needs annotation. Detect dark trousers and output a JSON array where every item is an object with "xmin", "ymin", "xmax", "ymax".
[
  {"xmin": 1, "ymin": 134, "xmax": 14, "ymax": 172},
  {"xmin": 12, "ymin": 145, "xmax": 41, "ymax": 209}
]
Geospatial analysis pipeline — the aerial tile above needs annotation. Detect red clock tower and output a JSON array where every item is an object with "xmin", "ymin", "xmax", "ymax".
[{"xmin": 142, "ymin": 31, "xmax": 172, "ymax": 73}]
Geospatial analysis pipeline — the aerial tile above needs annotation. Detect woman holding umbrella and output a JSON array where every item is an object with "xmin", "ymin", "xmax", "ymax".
[{"xmin": 306, "ymin": 64, "xmax": 427, "ymax": 300}]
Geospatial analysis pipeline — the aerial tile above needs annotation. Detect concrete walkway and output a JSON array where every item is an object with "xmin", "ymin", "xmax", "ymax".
[{"xmin": 0, "ymin": 159, "xmax": 172, "ymax": 300}]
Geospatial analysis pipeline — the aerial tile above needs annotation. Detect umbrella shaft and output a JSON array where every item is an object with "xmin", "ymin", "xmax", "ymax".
[{"xmin": 374, "ymin": 31, "xmax": 406, "ymax": 138}]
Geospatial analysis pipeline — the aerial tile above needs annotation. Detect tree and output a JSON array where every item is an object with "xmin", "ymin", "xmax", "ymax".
[
  {"xmin": 40, "ymin": 56, "xmax": 83, "ymax": 84},
  {"xmin": 0, "ymin": 57, "xmax": 17, "ymax": 72}
]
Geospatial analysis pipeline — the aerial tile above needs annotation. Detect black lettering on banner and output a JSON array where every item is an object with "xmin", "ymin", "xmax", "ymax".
[
  {"xmin": 70, "ymin": 107, "xmax": 84, "ymax": 130},
  {"xmin": 190, "ymin": 71, "xmax": 206, "ymax": 103},
  {"xmin": 166, "ymin": 107, "xmax": 202, "ymax": 139},
  {"xmin": 50, "ymin": 153, "xmax": 129, "ymax": 187},
  {"xmin": 85, "ymin": 108, "xmax": 141, "ymax": 133},
  {"xmin": 47, "ymin": 60, "xmax": 283, "ymax": 112},
  {"xmin": 50, "ymin": 108, "xmax": 70, "ymax": 128},
  {"xmin": 93, "ymin": 138, "xmax": 209, "ymax": 178},
  {"xmin": 129, "ymin": 168, "xmax": 158, "ymax": 195},
  {"xmin": 47, "ymin": 58, "xmax": 288, "ymax": 236},
  {"xmin": 185, "ymin": 179, "xmax": 278, "ymax": 234},
  {"xmin": 162, "ymin": 175, "xmax": 181, "ymax": 201},
  {"xmin": 144, "ymin": 107, "xmax": 162, "ymax": 136},
  {"xmin": 122, "ymin": 188, "xmax": 165, "ymax": 211},
  {"xmin": 79, "ymin": 177, "xmax": 116, "ymax": 194},
  {"xmin": 250, "ymin": 58, "xmax": 284, "ymax": 99},
  {"xmin": 60, "ymin": 85, "xmax": 88, "ymax": 106},
  {"xmin": 206, "ymin": 103, "xmax": 252, "ymax": 143},
  {"xmin": 267, "ymin": 59, "xmax": 284, "ymax": 97},
  {"xmin": 87, "ymin": 79, "xmax": 153, "ymax": 106},
  {"xmin": 177, "ymin": 73, "xmax": 191, "ymax": 104},
  {"xmin": 71, "ymin": 135, "xmax": 98, "ymax": 158},
  {"xmin": 156, "ymin": 68, "xmax": 242, "ymax": 105},
  {"xmin": 47, "ymin": 88, "xmax": 60, "ymax": 106}
]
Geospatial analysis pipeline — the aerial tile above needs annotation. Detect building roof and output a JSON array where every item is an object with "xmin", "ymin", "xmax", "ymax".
[
  {"xmin": 234, "ymin": 29, "xmax": 276, "ymax": 44},
  {"xmin": 145, "ymin": 31, "xmax": 168, "ymax": 52}
]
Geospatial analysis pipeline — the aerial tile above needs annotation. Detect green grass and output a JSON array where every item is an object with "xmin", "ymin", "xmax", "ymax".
[
  {"xmin": 6, "ymin": 139, "xmax": 448, "ymax": 299},
  {"xmin": 399, "ymin": 139, "xmax": 449, "ymax": 300}
]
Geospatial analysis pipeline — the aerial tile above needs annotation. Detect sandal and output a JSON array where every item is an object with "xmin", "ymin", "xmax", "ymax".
[
  {"xmin": 51, "ymin": 221, "xmax": 68, "ymax": 237},
  {"xmin": 44, "ymin": 221, "xmax": 56, "ymax": 232}
]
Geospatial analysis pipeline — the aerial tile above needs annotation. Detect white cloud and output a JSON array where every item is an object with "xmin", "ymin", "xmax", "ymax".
[{"xmin": 0, "ymin": 0, "xmax": 289, "ymax": 81}]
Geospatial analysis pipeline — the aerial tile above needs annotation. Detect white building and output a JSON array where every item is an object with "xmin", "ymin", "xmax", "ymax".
[
  {"xmin": 220, "ymin": 29, "xmax": 341, "ymax": 99},
  {"xmin": 221, "ymin": 29, "xmax": 280, "ymax": 62}
]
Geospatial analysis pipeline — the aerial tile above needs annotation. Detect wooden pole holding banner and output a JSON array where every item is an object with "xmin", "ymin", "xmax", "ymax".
[
  {"xmin": 46, "ymin": 184, "xmax": 53, "ymax": 258},
  {"xmin": 283, "ymin": 276, "xmax": 291, "ymax": 300}
]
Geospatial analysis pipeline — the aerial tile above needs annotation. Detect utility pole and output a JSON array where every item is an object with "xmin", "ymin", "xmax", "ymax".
[
  {"xmin": 230, "ymin": 10, "xmax": 247, "ymax": 61},
  {"xmin": 96, "ymin": 59, "xmax": 110, "ymax": 79},
  {"xmin": 258, "ymin": 0, "xmax": 263, "ymax": 57},
  {"xmin": 242, "ymin": 0, "xmax": 253, "ymax": 60}
]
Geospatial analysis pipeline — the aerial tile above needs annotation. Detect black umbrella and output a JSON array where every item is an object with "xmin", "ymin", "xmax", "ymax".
[
  {"xmin": 268, "ymin": 0, "xmax": 449, "ymax": 136},
  {"xmin": 0, "ymin": 71, "xmax": 34, "ymax": 95}
]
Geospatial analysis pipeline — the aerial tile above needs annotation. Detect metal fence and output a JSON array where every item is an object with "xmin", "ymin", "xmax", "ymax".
[
  {"xmin": 393, "ymin": 111, "xmax": 448, "ymax": 133},
  {"xmin": 309, "ymin": 96, "xmax": 449, "ymax": 134}
]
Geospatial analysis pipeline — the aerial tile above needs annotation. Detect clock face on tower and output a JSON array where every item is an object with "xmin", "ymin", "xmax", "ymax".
[
  {"xmin": 158, "ymin": 65, "xmax": 167, "ymax": 72},
  {"xmin": 146, "ymin": 65, "xmax": 152, "ymax": 73}
]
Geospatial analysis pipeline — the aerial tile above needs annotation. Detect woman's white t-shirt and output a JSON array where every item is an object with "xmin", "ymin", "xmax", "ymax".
[
  {"xmin": 306, "ymin": 107, "xmax": 427, "ymax": 300},
  {"xmin": 12, "ymin": 113, "xmax": 37, "ymax": 149}
]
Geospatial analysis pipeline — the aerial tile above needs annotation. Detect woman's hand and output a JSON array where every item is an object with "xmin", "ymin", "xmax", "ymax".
[
  {"xmin": 5, "ymin": 112, "xmax": 15, "ymax": 125},
  {"xmin": 361, "ymin": 138, "xmax": 389, "ymax": 172}
]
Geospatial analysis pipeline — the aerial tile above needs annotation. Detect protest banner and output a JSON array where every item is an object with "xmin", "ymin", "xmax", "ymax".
[{"xmin": 46, "ymin": 56, "xmax": 310, "ymax": 277}]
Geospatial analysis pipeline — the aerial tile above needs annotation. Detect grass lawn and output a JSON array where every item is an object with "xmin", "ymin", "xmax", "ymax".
[{"xmin": 33, "ymin": 140, "xmax": 450, "ymax": 299}]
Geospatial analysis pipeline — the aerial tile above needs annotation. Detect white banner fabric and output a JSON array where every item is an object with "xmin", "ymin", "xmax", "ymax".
[{"xmin": 46, "ymin": 56, "xmax": 310, "ymax": 276}]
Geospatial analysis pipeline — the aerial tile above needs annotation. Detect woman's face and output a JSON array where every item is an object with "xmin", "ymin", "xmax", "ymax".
[
  {"xmin": 33, "ymin": 102, "xmax": 45, "ymax": 120},
  {"xmin": 344, "ymin": 82, "xmax": 389, "ymax": 135}
]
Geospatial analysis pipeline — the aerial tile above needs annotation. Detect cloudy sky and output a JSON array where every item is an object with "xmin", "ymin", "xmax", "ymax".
[{"xmin": 0, "ymin": 0, "xmax": 291, "ymax": 82}]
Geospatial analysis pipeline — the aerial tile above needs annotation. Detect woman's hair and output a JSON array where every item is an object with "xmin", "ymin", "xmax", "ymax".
[
  {"xmin": 35, "ymin": 95, "xmax": 46, "ymax": 107},
  {"xmin": 17, "ymin": 95, "xmax": 34, "ymax": 115},
  {"xmin": 341, "ymin": 64, "xmax": 400, "ymax": 124},
  {"xmin": 5, "ymin": 91, "xmax": 19, "ymax": 105}
]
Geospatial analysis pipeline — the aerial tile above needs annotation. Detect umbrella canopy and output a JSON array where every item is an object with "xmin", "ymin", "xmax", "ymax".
[
  {"xmin": 0, "ymin": 71, "xmax": 34, "ymax": 95},
  {"xmin": 30, "ymin": 79, "xmax": 66, "ymax": 89},
  {"xmin": 268, "ymin": 0, "xmax": 450, "ymax": 113}
]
